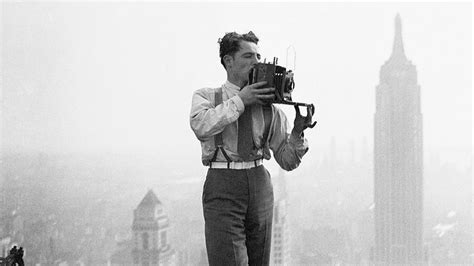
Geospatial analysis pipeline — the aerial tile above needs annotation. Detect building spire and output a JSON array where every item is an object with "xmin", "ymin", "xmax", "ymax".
[{"xmin": 391, "ymin": 13, "xmax": 406, "ymax": 60}]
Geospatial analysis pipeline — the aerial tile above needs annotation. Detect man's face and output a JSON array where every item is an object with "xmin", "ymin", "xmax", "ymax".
[{"xmin": 226, "ymin": 41, "xmax": 261, "ymax": 84}]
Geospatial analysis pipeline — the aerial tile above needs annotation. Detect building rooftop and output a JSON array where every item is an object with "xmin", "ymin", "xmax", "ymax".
[{"xmin": 137, "ymin": 189, "xmax": 161, "ymax": 208}]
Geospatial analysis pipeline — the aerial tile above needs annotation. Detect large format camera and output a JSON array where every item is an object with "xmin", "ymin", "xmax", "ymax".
[{"xmin": 248, "ymin": 57, "xmax": 314, "ymax": 108}]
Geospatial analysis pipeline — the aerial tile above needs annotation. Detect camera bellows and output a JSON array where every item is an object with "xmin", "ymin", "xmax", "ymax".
[{"xmin": 237, "ymin": 107, "xmax": 254, "ymax": 161}]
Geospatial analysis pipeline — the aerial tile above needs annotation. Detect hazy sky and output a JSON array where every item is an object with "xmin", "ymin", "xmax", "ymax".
[{"xmin": 1, "ymin": 2, "xmax": 471, "ymax": 160}]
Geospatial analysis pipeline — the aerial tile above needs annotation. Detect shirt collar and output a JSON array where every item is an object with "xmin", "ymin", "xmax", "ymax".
[{"xmin": 223, "ymin": 80, "xmax": 241, "ymax": 94}]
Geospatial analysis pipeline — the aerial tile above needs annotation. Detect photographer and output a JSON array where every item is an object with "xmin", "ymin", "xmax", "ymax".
[{"xmin": 190, "ymin": 31, "xmax": 314, "ymax": 266}]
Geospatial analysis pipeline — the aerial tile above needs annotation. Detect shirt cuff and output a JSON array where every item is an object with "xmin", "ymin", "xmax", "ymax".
[{"xmin": 232, "ymin": 95, "xmax": 245, "ymax": 115}]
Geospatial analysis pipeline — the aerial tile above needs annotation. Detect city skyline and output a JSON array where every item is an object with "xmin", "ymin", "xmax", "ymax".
[{"xmin": 1, "ymin": 2, "xmax": 471, "ymax": 265}]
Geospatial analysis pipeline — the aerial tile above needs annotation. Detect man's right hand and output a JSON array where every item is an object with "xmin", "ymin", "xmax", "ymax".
[{"xmin": 238, "ymin": 81, "xmax": 275, "ymax": 106}]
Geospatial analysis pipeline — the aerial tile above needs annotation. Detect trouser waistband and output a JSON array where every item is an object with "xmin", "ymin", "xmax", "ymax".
[{"xmin": 209, "ymin": 159, "xmax": 263, "ymax": 169}]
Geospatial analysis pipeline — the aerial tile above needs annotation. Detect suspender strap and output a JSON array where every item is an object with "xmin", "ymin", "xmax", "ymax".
[
  {"xmin": 211, "ymin": 87, "xmax": 231, "ymax": 168},
  {"xmin": 262, "ymin": 105, "xmax": 273, "ymax": 145},
  {"xmin": 214, "ymin": 88, "xmax": 224, "ymax": 148},
  {"xmin": 210, "ymin": 89, "xmax": 273, "ymax": 167}
]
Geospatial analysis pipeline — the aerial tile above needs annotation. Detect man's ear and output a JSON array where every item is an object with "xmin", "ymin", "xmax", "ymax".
[{"xmin": 223, "ymin": 55, "xmax": 233, "ymax": 69}]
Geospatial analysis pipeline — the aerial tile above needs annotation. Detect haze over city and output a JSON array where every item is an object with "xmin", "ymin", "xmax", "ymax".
[{"xmin": 1, "ymin": 2, "xmax": 471, "ymax": 265}]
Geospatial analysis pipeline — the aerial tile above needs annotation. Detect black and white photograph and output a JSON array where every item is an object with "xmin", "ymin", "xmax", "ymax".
[{"xmin": 0, "ymin": 1, "xmax": 472, "ymax": 265}]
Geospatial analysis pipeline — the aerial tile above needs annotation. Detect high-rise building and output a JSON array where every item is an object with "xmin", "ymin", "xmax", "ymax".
[
  {"xmin": 131, "ymin": 190, "xmax": 176, "ymax": 266},
  {"xmin": 111, "ymin": 190, "xmax": 176, "ymax": 266},
  {"xmin": 271, "ymin": 169, "xmax": 290, "ymax": 265},
  {"xmin": 373, "ymin": 14, "xmax": 424, "ymax": 265}
]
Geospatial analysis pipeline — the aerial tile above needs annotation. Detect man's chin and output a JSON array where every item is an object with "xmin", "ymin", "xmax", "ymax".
[{"xmin": 237, "ymin": 76, "xmax": 249, "ymax": 86}]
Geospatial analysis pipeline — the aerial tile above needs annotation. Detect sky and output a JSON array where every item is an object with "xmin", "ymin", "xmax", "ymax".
[{"xmin": 1, "ymin": 2, "xmax": 472, "ymax": 163}]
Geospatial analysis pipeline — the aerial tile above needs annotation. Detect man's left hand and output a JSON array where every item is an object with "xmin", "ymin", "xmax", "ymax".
[{"xmin": 292, "ymin": 105, "xmax": 317, "ymax": 137}]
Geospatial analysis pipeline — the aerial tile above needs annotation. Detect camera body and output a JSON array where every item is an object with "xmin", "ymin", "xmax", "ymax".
[
  {"xmin": 248, "ymin": 57, "xmax": 317, "ymax": 129},
  {"xmin": 248, "ymin": 58, "xmax": 294, "ymax": 105},
  {"xmin": 248, "ymin": 57, "xmax": 312, "ymax": 107}
]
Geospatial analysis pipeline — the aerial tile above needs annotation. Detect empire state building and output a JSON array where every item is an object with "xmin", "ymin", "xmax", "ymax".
[{"xmin": 374, "ymin": 14, "xmax": 424, "ymax": 265}]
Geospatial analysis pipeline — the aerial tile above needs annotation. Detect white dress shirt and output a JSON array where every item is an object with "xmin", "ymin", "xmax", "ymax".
[{"xmin": 190, "ymin": 80, "xmax": 308, "ymax": 171}]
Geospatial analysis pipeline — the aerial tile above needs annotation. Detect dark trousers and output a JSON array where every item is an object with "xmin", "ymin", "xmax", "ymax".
[{"xmin": 202, "ymin": 165, "xmax": 274, "ymax": 266}]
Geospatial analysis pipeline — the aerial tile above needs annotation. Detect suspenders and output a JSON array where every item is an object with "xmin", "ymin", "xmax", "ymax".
[
  {"xmin": 210, "ymin": 88, "xmax": 231, "ymax": 168},
  {"xmin": 210, "ymin": 87, "xmax": 273, "ymax": 167}
]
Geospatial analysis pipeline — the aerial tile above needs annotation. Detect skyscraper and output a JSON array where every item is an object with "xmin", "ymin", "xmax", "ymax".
[
  {"xmin": 373, "ymin": 14, "xmax": 424, "ymax": 265},
  {"xmin": 131, "ymin": 190, "xmax": 176, "ymax": 266},
  {"xmin": 271, "ymin": 169, "xmax": 290, "ymax": 265}
]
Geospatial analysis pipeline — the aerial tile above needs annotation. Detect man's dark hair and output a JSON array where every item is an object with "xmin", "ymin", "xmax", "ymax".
[{"xmin": 218, "ymin": 31, "xmax": 259, "ymax": 69}]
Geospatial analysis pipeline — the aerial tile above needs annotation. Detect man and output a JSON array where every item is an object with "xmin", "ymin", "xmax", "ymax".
[{"xmin": 190, "ymin": 31, "xmax": 314, "ymax": 266}]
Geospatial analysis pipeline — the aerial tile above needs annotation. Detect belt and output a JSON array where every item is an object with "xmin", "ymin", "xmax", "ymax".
[{"xmin": 209, "ymin": 159, "xmax": 263, "ymax": 169}]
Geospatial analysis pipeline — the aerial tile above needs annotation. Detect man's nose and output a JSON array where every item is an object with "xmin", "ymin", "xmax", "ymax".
[{"xmin": 251, "ymin": 55, "xmax": 259, "ymax": 65}]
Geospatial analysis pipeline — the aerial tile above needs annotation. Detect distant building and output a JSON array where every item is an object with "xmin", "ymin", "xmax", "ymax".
[
  {"xmin": 270, "ymin": 170, "xmax": 290, "ymax": 265},
  {"xmin": 373, "ymin": 14, "xmax": 424, "ymax": 264},
  {"xmin": 110, "ymin": 190, "xmax": 176, "ymax": 266}
]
